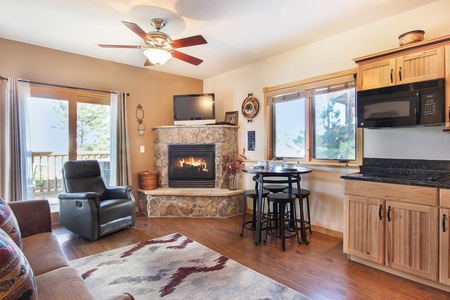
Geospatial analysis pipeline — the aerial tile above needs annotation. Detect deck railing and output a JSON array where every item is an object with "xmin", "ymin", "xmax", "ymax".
[{"xmin": 31, "ymin": 151, "xmax": 110, "ymax": 199}]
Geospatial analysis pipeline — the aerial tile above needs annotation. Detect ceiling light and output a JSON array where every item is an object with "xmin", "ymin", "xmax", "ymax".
[{"xmin": 143, "ymin": 48, "xmax": 172, "ymax": 65}]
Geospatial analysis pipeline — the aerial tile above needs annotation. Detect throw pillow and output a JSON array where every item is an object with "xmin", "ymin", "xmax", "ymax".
[
  {"xmin": 0, "ymin": 198, "xmax": 22, "ymax": 249},
  {"xmin": 0, "ymin": 228, "xmax": 37, "ymax": 300}
]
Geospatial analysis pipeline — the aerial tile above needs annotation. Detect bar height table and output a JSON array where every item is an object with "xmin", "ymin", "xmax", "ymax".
[{"xmin": 242, "ymin": 166, "xmax": 312, "ymax": 245}]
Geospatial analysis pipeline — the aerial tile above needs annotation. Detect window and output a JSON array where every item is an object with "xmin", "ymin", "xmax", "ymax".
[
  {"xmin": 265, "ymin": 68, "xmax": 362, "ymax": 166},
  {"xmin": 313, "ymin": 88, "xmax": 356, "ymax": 160},
  {"xmin": 28, "ymin": 85, "xmax": 110, "ymax": 206},
  {"xmin": 273, "ymin": 98, "xmax": 306, "ymax": 158}
]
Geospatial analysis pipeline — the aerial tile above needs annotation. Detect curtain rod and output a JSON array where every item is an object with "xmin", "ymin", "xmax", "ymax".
[{"xmin": 0, "ymin": 76, "xmax": 130, "ymax": 96}]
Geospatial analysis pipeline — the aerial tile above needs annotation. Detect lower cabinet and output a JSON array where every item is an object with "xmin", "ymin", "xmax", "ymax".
[
  {"xmin": 386, "ymin": 201, "xmax": 438, "ymax": 281},
  {"xmin": 439, "ymin": 189, "xmax": 450, "ymax": 286},
  {"xmin": 346, "ymin": 196, "xmax": 385, "ymax": 264},
  {"xmin": 344, "ymin": 180, "xmax": 439, "ymax": 283}
]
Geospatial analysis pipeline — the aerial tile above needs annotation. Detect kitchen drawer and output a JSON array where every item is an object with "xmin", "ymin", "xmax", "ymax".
[
  {"xmin": 440, "ymin": 189, "xmax": 450, "ymax": 207},
  {"xmin": 345, "ymin": 180, "xmax": 438, "ymax": 206}
]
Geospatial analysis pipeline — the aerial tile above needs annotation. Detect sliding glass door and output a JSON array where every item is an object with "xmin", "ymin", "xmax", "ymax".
[
  {"xmin": 27, "ymin": 97, "xmax": 69, "ymax": 202},
  {"xmin": 27, "ymin": 85, "xmax": 110, "ymax": 211}
]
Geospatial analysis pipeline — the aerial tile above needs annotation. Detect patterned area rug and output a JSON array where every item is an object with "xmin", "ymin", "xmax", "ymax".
[{"xmin": 71, "ymin": 233, "xmax": 310, "ymax": 299}]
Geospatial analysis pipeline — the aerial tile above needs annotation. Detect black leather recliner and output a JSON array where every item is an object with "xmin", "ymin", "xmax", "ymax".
[{"xmin": 58, "ymin": 160, "xmax": 136, "ymax": 241}]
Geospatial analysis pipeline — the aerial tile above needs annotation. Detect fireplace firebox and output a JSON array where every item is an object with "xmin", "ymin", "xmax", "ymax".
[{"xmin": 168, "ymin": 144, "xmax": 216, "ymax": 188}]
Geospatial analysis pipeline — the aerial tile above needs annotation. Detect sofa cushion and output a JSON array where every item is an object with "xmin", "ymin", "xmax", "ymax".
[
  {"xmin": 22, "ymin": 232, "xmax": 69, "ymax": 276},
  {"xmin": 0, "ymin": 228, "xmax": 37, "ymax": 300},
  {"xmin": 0, "ymin": 198, "xmax": 22, "ymax": 249},
  {"xmin": 35, "ymin": 266, "xmax": 94, "ymax": 300}
]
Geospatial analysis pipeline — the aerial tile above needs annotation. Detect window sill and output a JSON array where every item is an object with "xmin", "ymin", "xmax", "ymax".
[{"xmin": 244, "ymin": 160, "xmax": 360, "ymax": 170}]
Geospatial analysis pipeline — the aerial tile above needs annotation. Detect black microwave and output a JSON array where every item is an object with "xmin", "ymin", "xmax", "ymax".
[{"xmin": 357, "ymin": 78, "xmax": 446, "ymax": 128}]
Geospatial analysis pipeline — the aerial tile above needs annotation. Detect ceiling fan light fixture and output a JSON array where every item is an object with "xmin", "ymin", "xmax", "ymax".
[{"xmin": 143, "ymin": 48, "xmax": 172, "ymax": 65}]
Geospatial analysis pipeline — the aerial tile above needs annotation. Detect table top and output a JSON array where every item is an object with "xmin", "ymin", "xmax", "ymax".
[{"xmin": 242, "ymin": 165, "xmax": 312, "ymax": 176}]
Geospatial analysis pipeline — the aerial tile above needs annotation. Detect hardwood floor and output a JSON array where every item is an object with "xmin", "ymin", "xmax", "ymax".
[{"xmin": 53, "ymin": 213, "xmax": 450, "ymax": 300}]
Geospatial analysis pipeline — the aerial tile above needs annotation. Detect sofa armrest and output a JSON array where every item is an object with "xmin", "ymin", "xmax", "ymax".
[{"xmin": 8, "ymin": 200, "xmax": 52, "ymax": 238}]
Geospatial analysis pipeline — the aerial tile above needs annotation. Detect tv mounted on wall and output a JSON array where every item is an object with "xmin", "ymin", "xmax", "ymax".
[{"xmin": 173, "ymin": 93, "xmax": 216, "ymax": 125}]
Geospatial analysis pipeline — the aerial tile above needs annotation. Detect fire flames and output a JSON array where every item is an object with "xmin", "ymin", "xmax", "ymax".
[{"xmin": 178, "ymin": 157, "xmax": 208, "ymax": 172}]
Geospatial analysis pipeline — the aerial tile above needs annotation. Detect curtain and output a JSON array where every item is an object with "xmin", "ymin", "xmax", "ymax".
[
  {"xmin": 110, "ymin": 92, "xmax": 132, "ymax": 186},
  {"xmin": 0, "ymin": 77, "xmax": 32, "ymax": 201}
]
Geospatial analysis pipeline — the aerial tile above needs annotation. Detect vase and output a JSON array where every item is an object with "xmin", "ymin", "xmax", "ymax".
[{"xmin": 228, "ymin": 173, "xmax": 239, "ymax": 190}]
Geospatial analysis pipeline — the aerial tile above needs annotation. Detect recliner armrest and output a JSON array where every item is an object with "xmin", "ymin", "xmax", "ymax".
[
  {"xmin": 58, "ymin": 192, "xmax": 99, "ymax": 200},
  {"xmin": 105, "ymin": 186, "xmax": 132, "ymax": 199},
  {"xmin": 58, "ymin": 192, "xmax": 100, "ymax": 207},
  {"xmin": 8, "ymin": 200, "xmax": 52, "ymax": 238}
]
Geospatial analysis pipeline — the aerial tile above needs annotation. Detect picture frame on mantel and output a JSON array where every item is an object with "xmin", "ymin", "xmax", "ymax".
[{"xmin": 224, "ymin": 111, "xmax": 239, "ymax": 125}]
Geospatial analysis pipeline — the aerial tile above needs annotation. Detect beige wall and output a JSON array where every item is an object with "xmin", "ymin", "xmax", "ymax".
[
  {"xmin": 2, "ymin": 0, "xmax": 450, "ymax": 234},
  {"xmin": 0, "ymin": 38, "xmax": 203, "ymax": 197},
  {"xmin": 204, "ymin": 0, "xmax": 450, "ymax": 234}
]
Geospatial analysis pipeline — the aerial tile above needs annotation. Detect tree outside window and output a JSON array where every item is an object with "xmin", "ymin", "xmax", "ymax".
[{"xmin": 313, "ymin": 88, "xmax": 356, "ymax": 160}]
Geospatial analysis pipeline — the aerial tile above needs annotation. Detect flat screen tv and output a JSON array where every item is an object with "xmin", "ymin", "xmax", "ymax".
[{"xmin": 173, "ymin": 93, "xmax": 215, "ymax": 125}]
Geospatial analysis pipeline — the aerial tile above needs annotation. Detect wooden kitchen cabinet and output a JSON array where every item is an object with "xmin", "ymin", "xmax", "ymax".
[
  {"xmin": 344, "ymin": 180, "xmax": 439, "ymax": 281},
  {"xmin": 345, "ymin": 195, "xmax": 385, "ymax": 264},
  {"xmin": 357, "ymin": 47, "xmax": 445, "ymax": 90},
  {"xmin": 358, "ymin": 59, "xmax": 396, "ymax": 90},
  {"xmin": 386, "ymin": 200, "xmax": 438, "ymax": 281},
  {"xmin": 398, "ymin": 48, "xmax": 445, "ymax": 84},
  {"xmin": 439, "ymin": 189, "xmax": 450, "ymax": 286},
  {"xmin": 354, "ymin": 34, "xmax": 450, "ymax": 129}
]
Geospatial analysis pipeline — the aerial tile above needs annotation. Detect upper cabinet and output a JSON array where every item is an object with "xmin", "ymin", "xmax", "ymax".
[
  {"xmin": 354, "ymin": 34, "xmax": 450, "ymax": 128},
  {"xmin": 399, "ymin": 48, "xmax": 445, "ymax": 84},
  {"xmin": 354, "ymin": 34, "xmax": 450, "ymax": 91},
  {"xmin": 357, "ymin": 47, "xmax": 445, "ymax": 91},
  {"xmin": 357, "ymin": 58, "xmax": 396, "ymax": 90}
]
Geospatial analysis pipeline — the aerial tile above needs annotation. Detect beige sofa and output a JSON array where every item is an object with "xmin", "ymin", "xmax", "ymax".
[{"xmin": 8, "ymin": 200, "xmax": 95, "ymax": 299}]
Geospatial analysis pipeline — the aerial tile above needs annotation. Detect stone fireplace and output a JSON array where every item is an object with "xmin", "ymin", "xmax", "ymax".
[{"xmin": 137, "ymin": 125, "xmax": 245, "ymax": 218}]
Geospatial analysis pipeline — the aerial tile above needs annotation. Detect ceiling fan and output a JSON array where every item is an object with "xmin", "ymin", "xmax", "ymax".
[{"xmin": 99, "ymin": 18, "xmax": 207, "ymax": 66}]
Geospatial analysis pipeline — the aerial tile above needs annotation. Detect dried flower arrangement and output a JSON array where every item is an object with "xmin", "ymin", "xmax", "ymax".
[{"xmin": 222, "ymin": 149, "xmax": 247, "ymax": 174}]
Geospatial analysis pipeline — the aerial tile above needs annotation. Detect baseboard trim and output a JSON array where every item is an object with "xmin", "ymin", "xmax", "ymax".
[
  {"xmin": 244, "ymin": 209, "xmax": 343, "ymax": 239},
  {"xmin": 311, "ymin": 225, "xmax": 343, "ymax": 239},
  {"xmin": 350, "ymin": 255, "xmax": 450, "ymax": 293}
]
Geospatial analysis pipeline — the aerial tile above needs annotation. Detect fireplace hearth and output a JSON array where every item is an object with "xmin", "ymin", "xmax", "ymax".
[{"xmin": 168, "ymin": 144, "xmax": 215, "ymax": 188}]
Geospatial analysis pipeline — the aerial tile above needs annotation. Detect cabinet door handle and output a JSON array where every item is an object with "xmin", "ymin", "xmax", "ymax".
[
  {"xmin": 387, "ymin": 206, "xmax": 391, "ymax": 222},
  {"xmin": 378, "ymin": 204, "xmax": 383, "ymax": 220},
  {"xmin": 443, "ymin": 214, "xmax": 447, "ymax": 233},
  {"xmin": 390, "ymin": 69, "xmax": 393, "ymax": 83},
  {"xmin": 398, "ymin": 67, "xmax": 402, "ymax": 81}
]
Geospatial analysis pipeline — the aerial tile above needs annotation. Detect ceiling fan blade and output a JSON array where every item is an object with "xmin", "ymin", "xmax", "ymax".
[
  {"xmin": 172, "ymin": 35, "xmax": 207, "ymax": 48},
  {"xmin": 144, "ymin": 58, "xmax": 155, "ymax": 67},
  {"xmin": 98, "ymin": 44, "xmax": 144, "ymax": 49},
  {"xmin": 122, "ymin": 21, "xmax": 149, "ymax": 42},
  {"xmin": 172, "ymin": 50, "xmax": 203, "ymax": 66}
]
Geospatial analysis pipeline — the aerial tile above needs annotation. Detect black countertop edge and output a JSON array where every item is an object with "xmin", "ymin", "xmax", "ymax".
[
  {"xmin": 363, "ymin": 158, "xmax": 450, "ymax": 171},
  {"xmin": 341, "ymin": 172, "xmax": 450, "ymax": 189}
]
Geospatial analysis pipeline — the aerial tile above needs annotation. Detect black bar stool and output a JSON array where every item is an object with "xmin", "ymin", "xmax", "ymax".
[
  {"xmin": 241, "ymin": 189, "xmax": 270, "ymax": 237},
  {"xmin": 263, "ymin": 181, "xmax": 294, "ymax": 238},
  {"xmin": 263, "ymin": 184, "xmax": 286, "ymax": 193},
  {"xmin": 284, "ymin": 187, "xmax": 312, "ymax": 234},
  {"xmin": 264, "ymin": 192, "xmax": 299, "ymax": 251}
]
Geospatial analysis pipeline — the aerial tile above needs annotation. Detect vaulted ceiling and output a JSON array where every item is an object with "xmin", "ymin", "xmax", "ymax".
[{"xmin": 0, "ymin": 0, "xmax": 438, "ymax": 79}]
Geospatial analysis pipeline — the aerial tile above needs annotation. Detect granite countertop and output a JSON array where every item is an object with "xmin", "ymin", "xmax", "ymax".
[{"xmin": 340, "ymin": 158, "xmax": 450, "ymax": 189}]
